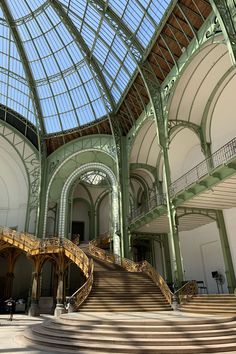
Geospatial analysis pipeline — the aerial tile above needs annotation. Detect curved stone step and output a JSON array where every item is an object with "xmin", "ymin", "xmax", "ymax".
[{"xmin": 23, "ymin": 314, "xmax": 236, "ymax": 354}]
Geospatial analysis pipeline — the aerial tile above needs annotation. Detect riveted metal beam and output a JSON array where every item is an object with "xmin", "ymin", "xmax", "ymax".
[
  {"xmin": 49, "ymin": 0, "xmax": 115, "ymax": 112},
  {"xmin": 0, "ymin": 0, "xmax": 45, "ymax": 136},
  {"xmin": 209, "ymin": 0, "xmax": 236, "ymax": 65}
]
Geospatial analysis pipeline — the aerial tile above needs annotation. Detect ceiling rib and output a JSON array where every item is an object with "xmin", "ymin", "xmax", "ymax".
[
  {"xmin": 88, "ymin": 0, "xmax": 145, "ymax": 60},
  {"xmin": 49, "ymin": 0, "xmax": 115, "ymax": 112},
  {"xmin": 0, "ymin": 0, "xmax": 46, "ymax": 136}
]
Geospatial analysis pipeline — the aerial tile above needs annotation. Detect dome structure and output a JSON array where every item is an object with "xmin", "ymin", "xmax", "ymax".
[{"xmin": 0, "ymin": 0, "xmax": 171, "ymax": 136}]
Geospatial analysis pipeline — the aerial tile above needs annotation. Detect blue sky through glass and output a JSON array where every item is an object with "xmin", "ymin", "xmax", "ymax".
[{"xmin": 0, "ymin": 0, "xmax": 171, "ymax": 134}]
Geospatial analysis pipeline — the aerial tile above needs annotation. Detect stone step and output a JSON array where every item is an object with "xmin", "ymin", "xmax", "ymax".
[
  {"xmin": 40, "ymin": 323, "xmax": 236, "ymax": 339},
  {"xmin": 23, "ymin": 327, "xmax": 236, "ymax": 353},
  {"xmin": 181, "ymin": 303, "xmax": 236, "ymax": 309},
  {"xmin": 79, "ymin": 307, "xmax": 171, "ymax": 312},
  {"xmin": 84, "ymin": 298, "xmax": 167, "ymax": 304},
  {"xmin": 180, "ymin": 308, "xmax": 236, "ymax": 315},
  {"xmin": 29, "ymin": 325, "xmax": 236, "ymax": 345}
]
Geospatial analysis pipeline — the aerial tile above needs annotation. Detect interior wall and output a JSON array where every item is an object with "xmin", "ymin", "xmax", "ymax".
[
  {"xmin": 179, "ymin": 222, "xmax": 228, "ymax": 294},
  {"xmin": 12, "ymin": 253, "xmax": 32, "ymax": 299},
  {"xmin": 210, "ymin": 73, "xmax": 236, "ymax": 151},
  {"xmin": 0, "ymin": 138, "xmax": 28, "ymax": 231},
  {"xmin": 169, "ymin": 129, "xmax": 205, "ymax": 182},
  {"xmin": 222, "ymin": 208, "xmax": 236, "ymax": 273},
  {"xmin": 72, "ymin": 199, "xmax": 90, "ymax": 241},
  {"xmin": 98, "ymin": 194, "xmax": 109, "ymax": 235}
]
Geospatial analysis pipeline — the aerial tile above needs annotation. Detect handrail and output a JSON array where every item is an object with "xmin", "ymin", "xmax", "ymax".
[
  {"xmin": 67, "ymin": 258, "xmax": 94, "ymax": 311},
  {"xmin": 138, "ymin": 260, "xmax": 173, "ymax": 305},
  {"xmin": 88, "ymin": 241, "xmax": 173, "ymax": 305},
  {"xmin": 170, "ymin": 136, "xmax": 236, "ymax": 197},
  {"xmin": 174, "ymin": 280, "xmax": 198, "ymax": 304},
  {"xmin": 0, "ymin": 226, "xmax": 92, "ymax": 308},
  {"xmin": 90, "ymin": 233, "xmax": 111, "ymax": 249},
  {"xmin": 129, "ymin": 193, "xmax": 166, "ymax": 221}
]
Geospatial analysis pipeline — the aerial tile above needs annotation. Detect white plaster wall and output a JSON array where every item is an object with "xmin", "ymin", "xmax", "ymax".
[
  {"xmin": 98, "ymin": 194, "xmax": 109, "ymax": 235},
  {"xmin": 72, "ymin": 199, "xmax": 90, "ymax": 241},
  {"xmin": 0, "ymin": 138, "xmax": 28, "ymax": 231},
  {"xmin": 169, "ymin": 129, "xmax": 205, "ymax": 182},
  {"xmin": 210, "ymin": 73, "xmax": 236, "ymax": 151},
  {"xmin": 180, "ymin": 222, "xmax": 228, "ymax": 294},
  {"xmin": 73, "ymin": 184, "xmax": 91, "ymax": 203},
  {"xmin": 223, "ymin": 207, "xmax": 236, "ymax": 274}
]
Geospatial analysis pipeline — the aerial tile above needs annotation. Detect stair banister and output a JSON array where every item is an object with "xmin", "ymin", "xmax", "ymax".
[
  {"xmin": 174, "ymin": 280, "xmax": 198, "ymax": 304},
  {"xmin": 66, "ymin": 258, "xmax": 94, "ymax": 312}
]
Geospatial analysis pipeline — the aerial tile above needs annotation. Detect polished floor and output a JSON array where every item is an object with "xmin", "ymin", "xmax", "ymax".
[{"xmin": 0, "ymin": 314, "xmax": 57, "ymax": 354}]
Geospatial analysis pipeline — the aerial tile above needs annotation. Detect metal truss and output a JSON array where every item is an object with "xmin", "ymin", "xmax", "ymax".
[
  {"xmin": 177, "ymin": 207, "xmax": 217, "ymax": 221},
  {"xmin": 209, "ymin": 0, "xmax": 236, "ymax": 65},
  {"xmin": 49, "ymin": 0, "xmax": 115, "ymax": 113},
  {"xmin": 0, "ymin": 1, "xmax": 45, "ymax": 136},
  {"xmin": 88, "ymin": 0, "xmax": 144, "ymax": 61}
]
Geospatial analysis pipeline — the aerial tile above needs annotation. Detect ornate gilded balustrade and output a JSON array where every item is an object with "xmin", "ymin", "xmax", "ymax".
[
  {"xmin": 0, "ymin": 226, "xmax": 91, "ymax": 288},
  {"xmin": 174, "ymin": 280, "xmax": 198, "ymax": 304},
  {"xmin": 67, "ymin": 259, "xmax": 94, "ymax": 311},
  {"xmin": 90, "ymin": 233, "xmax": 111, "ymax": 249},
  {"xmin": 88, "ymin": 241, "xmax": 173, "ymax": 304},
  {"xmin": 138, "ymin": 260, "xmax": 173, "ymax": 305}
]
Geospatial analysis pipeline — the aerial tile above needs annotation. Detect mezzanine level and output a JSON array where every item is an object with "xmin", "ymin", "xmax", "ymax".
[{"xmin": 129, "ymin": 137, "xmax": 236, "ymax": 233}]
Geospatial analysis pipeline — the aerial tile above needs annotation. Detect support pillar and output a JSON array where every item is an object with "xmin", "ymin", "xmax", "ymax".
[
  {"xmin": 216, "ymin": 210, "xmax": 236, "ymax": 293},
  {"xmin": 162, "ymin": 148, "xmax": 184, "ymax": 286},
  {"xmin": 28, "ymin": 271, "xmax": 41, "ymax": 316},
  {"xmin": 119, "ymin": 136, "xmax": 130, "ymax": 258},
  {"xmin": 4, "ymin": 248, "xmax": 21, "ymax": 298},
  {"xmin": 138, "ymin": 62, "xmax": 184, "ymax": 286},
  {"xmin": 54, "ymin": 252, "xmax": 67, "ymax": 316},
  {"xmin": 161, "ymin": 234, "xmax": 173, "ymax": 284}
]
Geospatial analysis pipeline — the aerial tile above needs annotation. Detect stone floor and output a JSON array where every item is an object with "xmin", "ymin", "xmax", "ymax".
[{"xmin": 0, "ymin": 314, "xmax": 57, "ymax": 354}]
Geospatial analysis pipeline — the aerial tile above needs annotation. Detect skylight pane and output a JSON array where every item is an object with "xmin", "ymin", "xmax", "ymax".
[{"xmin": 0, "ymin": 0, "xmax": 172, "ymax": 133}]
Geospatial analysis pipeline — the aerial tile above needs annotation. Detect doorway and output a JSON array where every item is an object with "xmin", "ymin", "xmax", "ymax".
[{"xmin": 71, "ymin": 221, "xmax": 84, "ymax": 242}]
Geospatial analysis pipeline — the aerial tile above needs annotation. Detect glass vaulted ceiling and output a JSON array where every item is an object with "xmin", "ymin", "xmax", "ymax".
[{"xmin": 0, "ymin": 0, "xmax": 171, "ymax": 134}]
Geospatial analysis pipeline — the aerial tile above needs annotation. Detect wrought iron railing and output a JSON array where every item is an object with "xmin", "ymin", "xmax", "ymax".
[
  {"xmin": 130, "ymin": 193, "xmax": 166, "ymax": 221},
  {"xmin": 170, "ymin": 136, "xmax": 236, "ymax": 197}
]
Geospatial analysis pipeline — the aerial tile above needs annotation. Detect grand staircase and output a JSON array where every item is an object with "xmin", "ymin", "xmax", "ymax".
[
  {"xmin": 179, "ymin": 294, "xmax": 236, "ymax": 315},
  {"xmin": 78, "ymin": 255, "xmax": 172, "ymax": 312}
]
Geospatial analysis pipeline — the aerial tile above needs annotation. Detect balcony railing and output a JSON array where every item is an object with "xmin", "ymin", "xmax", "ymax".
[
  {"xmin": 130, "ymin": 193, "xmax": 166, "ymax": 221},
  {"xmin": 129, "ymin": 137, "xmax": 236, "ymax": 222},
  {"xmin": 170, "ymin": 136, "xmax": 236, "ymax": 197}
]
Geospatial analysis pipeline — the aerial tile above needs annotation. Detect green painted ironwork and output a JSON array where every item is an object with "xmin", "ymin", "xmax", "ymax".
[
  {"xmin": 209, "ymin": 0, "xmax": 236, "ymax": 65},
  {"xmin": 170, "ymin": 136, "xmax": 236, "ymax": 200},
  {"xmin": 216, "ymin": 210, "xmax": 236, "ymax": 293}
]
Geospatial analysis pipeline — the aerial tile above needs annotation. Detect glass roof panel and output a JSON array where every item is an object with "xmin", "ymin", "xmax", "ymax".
[
  {"xmin": 0, "ymin": 19, "xmax": 36, "ymax": 125},
  {"xmin": 0, "ymin": 0, "xmax": 172, "ymax": 134}
]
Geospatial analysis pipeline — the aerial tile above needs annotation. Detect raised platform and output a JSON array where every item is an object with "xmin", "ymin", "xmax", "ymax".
[{"xmin": 22, "ymin": 311, "xmax": 236, "ymax": 353}]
